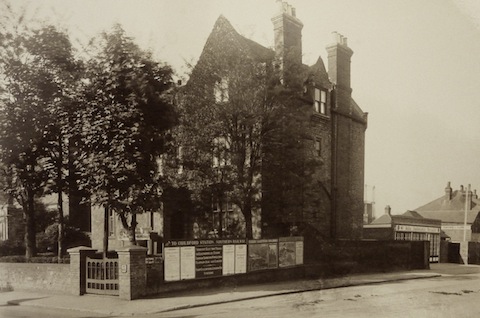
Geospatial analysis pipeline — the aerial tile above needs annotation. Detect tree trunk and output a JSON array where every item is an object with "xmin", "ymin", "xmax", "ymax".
[
  {"xmin": 57, "ymin": 135, "xmax": 64, "ymax": 262},
  {"xmin": 218, "ymin": 197, "xmax": 224, "ymax": 238},
  {"xmin": 129, "ymin": 214, "xmax": 137, "ymax": 245},
  {"xmin": 103, "ymin": 206, "xmax": 109, "ymax": 257},
  {"xmin": 243, "ymin": 201, "xmax": 253, "ymax": 239},
  {"xmin": 24, "ymin": 188, "xmax": 36, "ymax": 259}
]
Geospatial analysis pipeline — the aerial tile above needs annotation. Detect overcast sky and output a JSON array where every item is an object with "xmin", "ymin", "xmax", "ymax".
[{"xmin": 14, "ymin": 0, "xmax": 480, "ymax": 218}]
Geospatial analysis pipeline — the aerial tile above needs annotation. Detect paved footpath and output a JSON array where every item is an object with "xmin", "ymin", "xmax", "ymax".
[{"xmin": 0, "ymin": 264, "xmax": 478, "ymax": 317}]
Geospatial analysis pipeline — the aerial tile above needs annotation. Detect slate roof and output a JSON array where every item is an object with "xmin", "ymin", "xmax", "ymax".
[
  {"xmin": 415, "ymin": 189, "xmax": 480, "ymax": 224},
  {"xmin": 370, "ymin": 210, "xmax": 441, "ymax": 226}
]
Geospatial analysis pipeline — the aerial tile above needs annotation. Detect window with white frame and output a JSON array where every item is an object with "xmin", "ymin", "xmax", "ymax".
[
  {"xmin": 212, "ymin": 200, "xmax": 234, "ymax": 231},
  {"xmin": 213, "ymin": 136, "xmax": 230, "ymax": 167},
  {"xmin": 214, "ymin": 77, "xmax": 229, "ymax": 103},
  {"xmin": 314, "ymin": 88, "xmax": 326, "ymax": 114}
]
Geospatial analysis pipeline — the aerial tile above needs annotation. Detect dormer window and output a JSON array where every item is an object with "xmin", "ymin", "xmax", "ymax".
[
  {"xmin": 314, "ymin": 88, "xmax": 326, "ymax": 114},
  {"xmin": 214, "ymin": 77, "xmax": 229, "ymax": 103}
]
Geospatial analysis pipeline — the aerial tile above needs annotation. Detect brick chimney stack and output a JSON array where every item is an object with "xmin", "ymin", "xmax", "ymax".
[
  {"xmin": 466, "ymin": 184, "xmax": 472, "ymax": 210},
  {"xmin": 326, "ymin": 31, "xmax": 353, "ymax": 92},
  {"xmin": 445, "ymin": 181, "xmax": 452, "ymax": 201},
  {"xmin": 272, "ymin": 0, "xmax": 303, "ymax": 81},
  {"xmin": 385, "ymin": 205, "xmax": 391, "ymax": 216}
]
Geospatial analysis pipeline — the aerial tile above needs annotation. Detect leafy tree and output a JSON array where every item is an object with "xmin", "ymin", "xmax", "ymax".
[
  {"xmin": 176, "ymin": 53, "xmax": 289, "ymax": 238},
  {"xmin": 174, "ymin": 19, "xmax": 321, "ymax": 239},
  {"xmin": 77, "ymin": 24, "xmax": 176, "ymax": 245},
  {"xmin": 0, "ymin": 1, "xmax": 82, "ymax": 259}
]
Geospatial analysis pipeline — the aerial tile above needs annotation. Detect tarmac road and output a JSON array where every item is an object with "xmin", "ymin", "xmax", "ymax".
[
  {"xmin": 1, "ymin": 263, "xmax": 479, "ymax": 318},
  {"xmin": 147, "ymin": 264, "xmax": 480, "ymax": 318}
]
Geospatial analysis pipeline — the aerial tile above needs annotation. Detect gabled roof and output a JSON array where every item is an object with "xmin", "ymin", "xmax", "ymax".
[
  {"xmin": 370, "ymin": 210, "xmax": 441, "ymax": 226},
  {"xmin": 415, "ymin": 211, "xmax": 479, "ymax": 224},
  {"xmin": 204, "ymin": 15, "xmax": 274, "ymax": 63},
  {"xmin": 415, "ymin": 188, "xmax": 480, "ymax": 224},
  {"xmin": 370, "ymin": 213, "xmax": 392, "ymax": 225},
  {"xmin": 416, "ymin": 190, "xmax": 479, "ymax": 212},
  {"xmin": 307, "ymin": 57, "xmax": 331, "ymax": 89}
]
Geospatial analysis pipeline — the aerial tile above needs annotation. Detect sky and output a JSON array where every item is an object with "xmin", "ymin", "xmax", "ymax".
[{"xmin": 10, "ymin": 0, "xmax": 480, "ymax": 218}]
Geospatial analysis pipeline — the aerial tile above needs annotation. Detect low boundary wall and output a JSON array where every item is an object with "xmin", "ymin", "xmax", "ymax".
[
  {"xmin": 0, "ymin": 263, "xmax": 71, "ymax": 293},
  {"xmin": 0, "ymin": 240, "xmax": 430, "ymax": 297}
]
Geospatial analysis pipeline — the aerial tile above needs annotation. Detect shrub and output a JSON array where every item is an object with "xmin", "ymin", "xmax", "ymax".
[
  {"xmin": 0, "ymin": 254, "xmax": 70, "ymax": 263},
  {"xmin": 37, "ymin": 223, "xmax": 91, "ymax": 254},
  {"xmin": 0, "ymin": 239, "xmax": 25, "ymax": 257}
]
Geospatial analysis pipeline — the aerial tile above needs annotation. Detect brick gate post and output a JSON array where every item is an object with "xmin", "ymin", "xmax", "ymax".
[
  {"xmin": 67, "ymin": 246, "xmax": 98, "ymax": 295},
  {"xmin": 117, "ymin": 246, "xmax": 147, "ymax": 300}
]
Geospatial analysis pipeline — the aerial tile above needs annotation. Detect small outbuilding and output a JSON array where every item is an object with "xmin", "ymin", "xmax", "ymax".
[{"xmin": 363, "ymin": 206, "xmax": 441, "ymax": 262}]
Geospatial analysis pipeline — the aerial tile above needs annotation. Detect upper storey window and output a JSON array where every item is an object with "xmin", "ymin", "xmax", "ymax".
[
  {"xmin": 314, "ymin": 88, "xmax": 326, "ymax": 115},
  {"xmin": 214, "ymin": 77, "xmax": 229, "ymax": 103}
]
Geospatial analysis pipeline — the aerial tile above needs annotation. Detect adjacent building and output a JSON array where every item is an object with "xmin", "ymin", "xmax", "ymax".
[
  {"xmin": 364, "ymin": 205, "xmax": 441, "ymax": 262},
  {"xmin": 415, "ymin": 182, "xmax": 480, "ymax": 242}
]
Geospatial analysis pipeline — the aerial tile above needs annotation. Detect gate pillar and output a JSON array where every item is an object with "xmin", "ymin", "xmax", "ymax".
[
  {"xmin": 67, "ymin": 246, "xmax": 98, "ymax": 295},
  {"xmin": 117, "ymin": 246, "xmax": 148, "ymax": 300}
]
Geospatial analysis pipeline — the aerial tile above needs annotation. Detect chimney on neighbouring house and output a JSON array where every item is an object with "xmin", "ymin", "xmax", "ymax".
[
  {"xmin": 272, "ymin": 0, "xmax": 303, "ymax": 79},
  {"xmin": 466, "ymin": 184, "xmax": 472, "ymax": 210},
  {"xmin": 385, "ymin": 205, "xmax": 391, "ymax": 216},
  {"xmin": 326, "ymin": 31, "xmax": 353, "ymax": 113},
  {"xmin": 445, "ymin": 181, "xmax": 452, "ymax": 201}
]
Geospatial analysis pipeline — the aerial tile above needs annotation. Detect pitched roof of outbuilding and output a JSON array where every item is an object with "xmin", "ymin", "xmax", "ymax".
[{"xmin": 415, "ymin": 189, "xmax": 480, "ymax": 224}]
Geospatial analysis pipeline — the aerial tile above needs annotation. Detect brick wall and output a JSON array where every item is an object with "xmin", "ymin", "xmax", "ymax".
[{"xmin": 0, "ymin": 263, "xmax": 71, "ymax": 293}]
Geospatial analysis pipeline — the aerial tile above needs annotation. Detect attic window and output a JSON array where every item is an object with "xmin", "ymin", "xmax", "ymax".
[
  {"xmin": 214, "ymin": 77, "xmax": 229, "ymax": 103},
  {"xmin": 314, "ymin": 88, "xmax": 326, "ymax": 114}
]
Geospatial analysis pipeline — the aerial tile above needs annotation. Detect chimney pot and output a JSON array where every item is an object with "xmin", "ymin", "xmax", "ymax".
[
  {"xmin": 385, "ymin": 205, "xmax": 391, "ymax": 216},
  {"xmin": 461, "ymin": 185, "xmax": 464, "ymax": 192},
  {"xmin": 445, "ymin": 181, "xmax": 452, "ymax": 200}
]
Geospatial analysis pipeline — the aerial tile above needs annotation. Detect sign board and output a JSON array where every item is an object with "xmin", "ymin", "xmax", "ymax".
[
  {"xmin": 195, "ymin": 245, "xmax": 223, "ymax": 278},
  {"xmin": 395, "ymin": 225, "xmax": 440, "ymax": 233},
  {"xmin": 234, "ymin": 244, "xmax": 247, "ymax": 274},
  {"xmin": 222, "ymin": 245, "xmax": 235, "ymax": 275},
  {"xmin": 180, "ymin": 246, "xmax": 195, "ymax": 280},
  {"xmin": 119, "ymin": 227, "xmax": 152, "ymax": 241},
  {"xmin": 163, "ymin": 237, "xmax": 301, "ymax": 281},
  {"xmin": 164, "ymin": 247, "xmax": 180, "ymax": 281}
]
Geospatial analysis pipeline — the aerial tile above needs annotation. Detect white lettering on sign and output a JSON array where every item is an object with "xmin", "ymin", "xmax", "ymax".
[
  {"xmin": 395, "ymin": 225, "xmax": 440, "ymax": 233},
  {"xmin": 441, "ymin": 225, "xmax": 469, "ymax": 230}
]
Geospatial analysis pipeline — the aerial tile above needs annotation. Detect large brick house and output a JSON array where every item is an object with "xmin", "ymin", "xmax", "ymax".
[
  {"xmin": 162, "ymin": 2, "xmax": 367, "ymax": 241},
  {"xmin": 91, "ymin": 2, "xmax": 368, "ymax": 251}
]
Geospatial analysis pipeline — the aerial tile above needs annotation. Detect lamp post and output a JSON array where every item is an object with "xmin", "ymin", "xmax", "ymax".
[{"xmin": 463, "ymin": 184, "xmax": 470, "ymax": 242}]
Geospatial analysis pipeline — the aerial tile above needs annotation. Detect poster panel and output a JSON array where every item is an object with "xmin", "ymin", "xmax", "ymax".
[
  {"xmin": 268, "ymin": 243, "xmax": 278, "ymax": 268},
  {"xmin": 234, "ymin": 244, "xmax": 247, "ymax": 274},
  {"xmin": 164, "ymin": 247, "xmax": 180, "ymax": 281},
  {"xmin": 195, "ymin": 245, "xmax": 223, "ymax": 278},
  {"xmin": 295, "ymin": 240, "xmax": 304, "ymax": 265},
  {"xmin": 248, "ymin": 239, "xmax": 278, "ymax": 271},
  {"xmin": 222, "ymin": 245, "xmax": 235, "ymax": 275},
  {"xmin": 279, "ymin": 241, "xmax": 296, "ymax": 267},
  {"xmin": 180, "ymin": 246, "xmax": 195, "ymax": 280}
]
